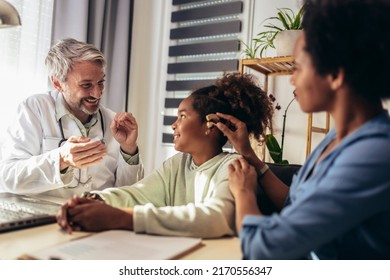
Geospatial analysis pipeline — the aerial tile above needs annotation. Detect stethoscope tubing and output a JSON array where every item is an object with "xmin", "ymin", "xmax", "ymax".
[{"xmin": 58, "ymin": 110, "xmax": 104, "ymax": 147}]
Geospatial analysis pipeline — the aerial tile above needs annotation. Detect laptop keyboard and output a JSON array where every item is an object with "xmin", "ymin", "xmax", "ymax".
[{"xmin": 0, "ymin": 201, "xmax": 58, "ymax": 223}]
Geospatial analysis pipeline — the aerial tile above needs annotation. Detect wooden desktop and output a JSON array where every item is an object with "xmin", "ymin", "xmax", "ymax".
[{"xmin": 0, "ymin": 223, "xmax": 242, "ymax": 260}]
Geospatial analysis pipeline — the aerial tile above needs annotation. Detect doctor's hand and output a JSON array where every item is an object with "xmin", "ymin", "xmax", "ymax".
[
  {"xmin": 110, "ymin": 112, "xmax": 139, "ymax": 155},
  {"xmin": 59, "ymin": 136, "xmax": 107, "ymax": 172}
]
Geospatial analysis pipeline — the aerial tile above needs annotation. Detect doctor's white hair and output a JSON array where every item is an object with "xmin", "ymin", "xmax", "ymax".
[{"xmin": 45, "ymin": 38, "xmax": 106, "ymax": 82}]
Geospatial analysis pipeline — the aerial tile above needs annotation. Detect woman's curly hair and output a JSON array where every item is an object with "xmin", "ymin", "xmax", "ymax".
[{"xmin": 190, "ymin": 72, "xmax": 273, "ymax": 145}]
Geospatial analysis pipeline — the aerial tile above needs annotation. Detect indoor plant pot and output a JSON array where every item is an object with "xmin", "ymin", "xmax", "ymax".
[
  {"xmin": 273, "ymin": 29, "xmax": 302, "ymax": 56},
  {"xmin": 241, "ymin": 7, "xmax": 303, "ymax": 58}
]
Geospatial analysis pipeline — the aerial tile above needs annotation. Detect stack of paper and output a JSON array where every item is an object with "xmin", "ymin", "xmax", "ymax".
[{"xmin": 27, "ymin": 230, "xmax": 202, "ymax": 260}]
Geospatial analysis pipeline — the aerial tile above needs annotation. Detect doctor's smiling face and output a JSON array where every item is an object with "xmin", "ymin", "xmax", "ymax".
[{"xmin": 53, "ymin": 60, "xmax": 106, "ymax": 123}]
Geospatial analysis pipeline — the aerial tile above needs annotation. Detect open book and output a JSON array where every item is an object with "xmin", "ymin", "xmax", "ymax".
[{"xmin": 26, "ymin": 230, "xmax": 202, "ymax": 260}]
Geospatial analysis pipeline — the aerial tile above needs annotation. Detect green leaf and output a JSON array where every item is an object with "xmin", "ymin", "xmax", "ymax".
[
  {"xmin": 265, "ymin": 134, "xmax": 282, "ymax": 163},
  {"xmin": 266, "ymin": 134, "xmax": 281, "ymax": 151},
  {"xmin": 291, "ymin": 6, "xmax": 303, "ymax": 29},
  {"xmin": 264, "ymin": 24, "xmax": 283, "ymax": 31},
  {"xmin": 277, "ymin": 11, "xmax": 290, "ymax": 29},
  {"xmin": 240, "ymin": 39, "xmax": 261, "ymax": 58},
  {"xmin": 265, "ymin": 134, "xmax": 290, "ymax": 164}
]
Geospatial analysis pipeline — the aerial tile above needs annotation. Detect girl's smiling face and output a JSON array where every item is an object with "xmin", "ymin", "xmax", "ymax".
[{"xmin": 171, "ymin": 96, "xmax": 209, "ymax": 154}]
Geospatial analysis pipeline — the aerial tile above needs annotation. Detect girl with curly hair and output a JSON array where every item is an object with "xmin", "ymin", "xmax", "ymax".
[{"xmin": 57, "ymin": 72, "xmax": 273, "ymax": 238}]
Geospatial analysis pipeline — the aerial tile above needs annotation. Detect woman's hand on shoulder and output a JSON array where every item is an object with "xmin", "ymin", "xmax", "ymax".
[{"xmin": 228, "ymin": 157, "xmax": 258, "ymax": 197}]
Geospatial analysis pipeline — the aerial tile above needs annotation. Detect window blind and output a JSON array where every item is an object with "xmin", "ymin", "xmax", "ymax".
[{"xmin": 163, "ymin": 0, "xmax": 243, "ymax": 143}]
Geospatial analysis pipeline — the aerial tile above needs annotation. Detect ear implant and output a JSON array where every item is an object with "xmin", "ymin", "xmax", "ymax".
[
  {"xmin": 206, "ymin": 113, "xmax": 236, "ymax": 132},
  {"xmin": 206, "ymin": 113, "xmax": 220, "ymax": 128}
]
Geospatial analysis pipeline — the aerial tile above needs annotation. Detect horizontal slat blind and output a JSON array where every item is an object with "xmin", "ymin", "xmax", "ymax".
[
  {"xmin": 170, "ymin": 21, "xmax": 241, "ymax": 39},
  {"xmin": 171, "ymin": 1, "xmax": 242, "ymax": 21},
  {"xmin": 168, "ymin": 60, "xmax": 238, "ymax": 74},
  {"xmin": 169, "ymin": 40, "xmax": 240, "ymax": 56},
  {"xmin": 163, "ymin": 0, "xmax": 243, "ymax": 144},
  {"xmin": 173, "ymin": 0, "xmax": 207, "ymax": 5},
  {"xmin": 166, "ymin": 79, "xmax": 216, "ymax": 91}
]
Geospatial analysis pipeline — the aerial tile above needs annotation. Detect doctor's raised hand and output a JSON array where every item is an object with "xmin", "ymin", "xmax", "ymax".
[{"xmin": 110, "ymin": 112, "xmax": 139, "ymax": 156}]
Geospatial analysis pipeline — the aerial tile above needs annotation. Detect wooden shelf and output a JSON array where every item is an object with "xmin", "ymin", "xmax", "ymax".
[
  {"xmin": 239, "ymin": 56, "xmax": 295, "ymax": 76},
  {"xmin": 239, "ymin": 56, "xmax": 330, "ymax": 159}
]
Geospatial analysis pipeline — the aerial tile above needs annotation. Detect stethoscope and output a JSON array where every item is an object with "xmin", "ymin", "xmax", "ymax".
[
  {"xmin": 57, "ymin": 109, "xmax": 105, "ymax": 188},
  {"xmin": 58, "ymin": 109, "xmax": 105, "ymax": 147}
]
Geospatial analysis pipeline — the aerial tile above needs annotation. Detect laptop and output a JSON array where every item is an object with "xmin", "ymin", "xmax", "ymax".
[{"xmin": 0, "ymin": 193, "xmax": 62, "ymax": 233}]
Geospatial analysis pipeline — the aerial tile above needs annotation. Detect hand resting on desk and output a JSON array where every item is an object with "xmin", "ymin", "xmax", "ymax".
[{"xmin": 57, "ymin": 196, "xmax": 133, "ymax": 234}]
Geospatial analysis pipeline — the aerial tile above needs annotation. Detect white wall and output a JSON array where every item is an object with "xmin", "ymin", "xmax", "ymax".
[
  {"xmin": 127, "ymin": 0, "xmax": 172, "ymax": 175},
  {"xmin": 128, "ymin": 0, "xmax": 331, "ymax": 175}
]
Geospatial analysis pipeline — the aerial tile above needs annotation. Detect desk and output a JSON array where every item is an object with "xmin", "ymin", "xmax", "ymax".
[{"xmin": 0, "ymin": 224, "xmax": 242, "ymax": 260}]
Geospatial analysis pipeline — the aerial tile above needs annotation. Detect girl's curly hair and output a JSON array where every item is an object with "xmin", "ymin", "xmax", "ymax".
[{"xmin": 190, "ymin": 72, "xmax": 273, "ymax": 145}]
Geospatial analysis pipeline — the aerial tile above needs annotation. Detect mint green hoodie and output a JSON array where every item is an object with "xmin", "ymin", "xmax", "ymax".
[{"xmin": 95, "ymin": 152, "xmax": 240, "ymax": 238}]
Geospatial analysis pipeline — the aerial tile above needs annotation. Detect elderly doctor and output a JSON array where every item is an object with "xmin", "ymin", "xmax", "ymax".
[{"xmin": 0, "ymin": 38, "xmax": 144, "ymax": 199}]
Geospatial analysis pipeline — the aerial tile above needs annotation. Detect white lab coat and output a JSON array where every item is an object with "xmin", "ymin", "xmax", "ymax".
[{"xmin": 0, "ymin": 91, "xmax": 144, "ymax": 199}]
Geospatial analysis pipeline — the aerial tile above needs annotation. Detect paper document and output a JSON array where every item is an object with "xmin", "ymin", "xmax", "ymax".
[{"xmin": 27, "ymin": 230, "xmax": 202, "ymax": 260}]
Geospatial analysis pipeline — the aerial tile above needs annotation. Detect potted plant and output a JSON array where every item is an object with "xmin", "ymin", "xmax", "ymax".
[{"xmin": 242, "ymin": 7, "xmax": 303, "ymax": 58}]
